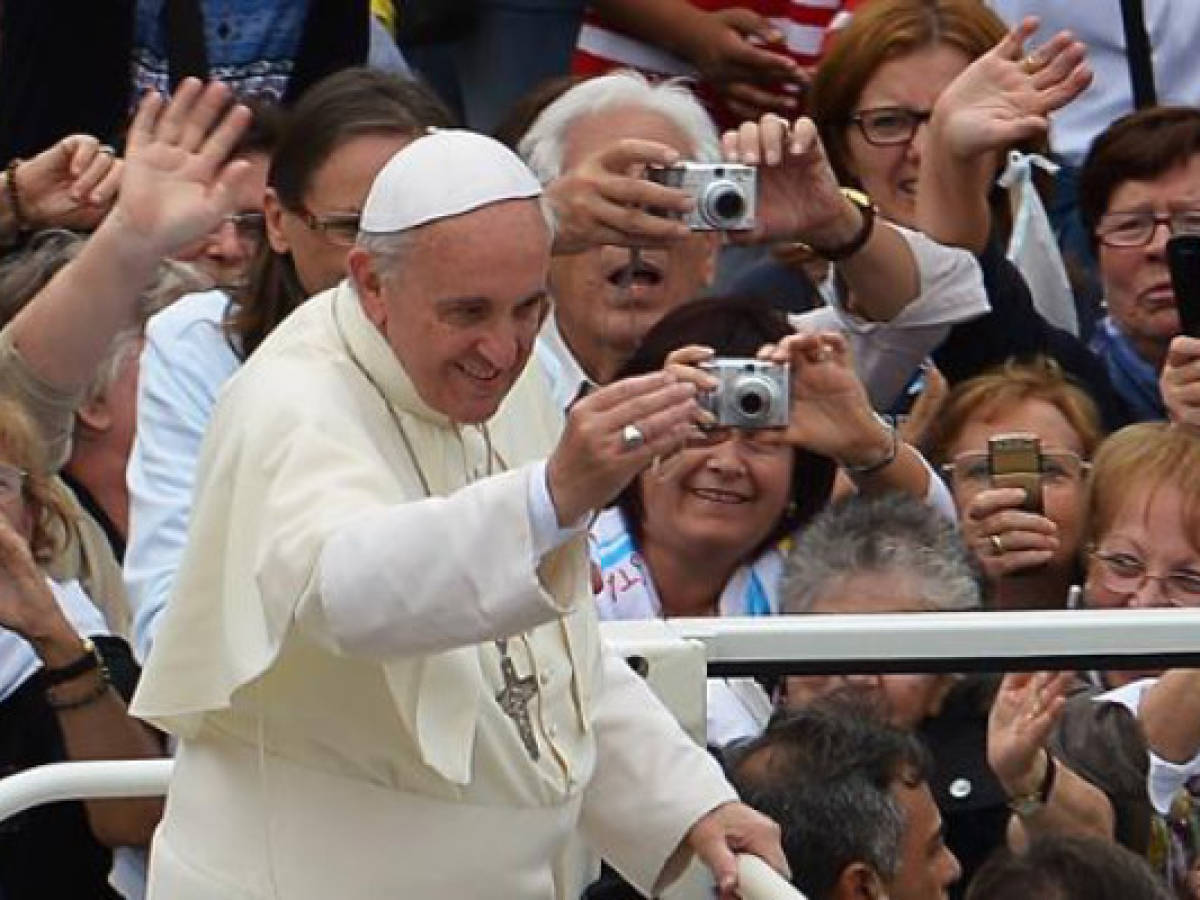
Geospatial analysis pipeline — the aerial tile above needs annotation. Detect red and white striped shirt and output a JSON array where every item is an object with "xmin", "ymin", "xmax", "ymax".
[{"xmin": 572, "ymin": 0, "xmax": 858, "ymax": 128}]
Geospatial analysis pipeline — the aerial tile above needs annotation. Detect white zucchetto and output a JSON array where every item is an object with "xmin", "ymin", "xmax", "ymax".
[{"xmin": 359, "ymin": 128, "xmax": 542, "ymax": 234}]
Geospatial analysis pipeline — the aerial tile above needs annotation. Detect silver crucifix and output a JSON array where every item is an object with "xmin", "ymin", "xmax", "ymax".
[{"xmin": 495, "ymin": 639, "xmax": 540, "ymax": 761}]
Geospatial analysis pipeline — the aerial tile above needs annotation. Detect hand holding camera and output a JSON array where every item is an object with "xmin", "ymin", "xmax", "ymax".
[
  {"xmin": 751, "ymin": 331, "xmax": 890, "ymax": 466},
  {"xmin": 720, "ymin": 114, "xmax": 862, "ymax": 248},
  {"xmin": 544, "ymin": 137, "xmax": 695, "ymax": 255}
]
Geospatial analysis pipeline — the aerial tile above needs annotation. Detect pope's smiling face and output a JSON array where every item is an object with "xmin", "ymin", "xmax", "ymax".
[{"xmin": 354, "ymin": 198, "xmax": 551, "ymax": 424}]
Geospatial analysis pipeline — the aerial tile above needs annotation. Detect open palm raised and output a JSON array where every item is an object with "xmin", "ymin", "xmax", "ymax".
[{"xmin": 107, "ymin": 78, "xmax": 254, "ymax": 259}]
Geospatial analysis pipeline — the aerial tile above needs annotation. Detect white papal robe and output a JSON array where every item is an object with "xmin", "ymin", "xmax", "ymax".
[{"xmin": 131, "ymin": 280, "xmax": 735, "ymax": 899}]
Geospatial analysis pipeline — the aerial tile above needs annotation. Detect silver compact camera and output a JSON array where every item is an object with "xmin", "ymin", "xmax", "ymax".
[
  {"xmin": 646, "ymin": 162, "xmax": 757, "ymax": 231},
  {"xmin": 698, "ymin": 358, "xmax": 790, "ymax": 429}
]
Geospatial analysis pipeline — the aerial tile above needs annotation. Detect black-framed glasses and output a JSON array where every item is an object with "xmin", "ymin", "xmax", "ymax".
[
  {"xmin": 0, "ymin": 463, "xmax": 27, "ymax": 500},
  {"xmin": 848, "ymin": 107, "xmax": 933, "ymax": 147},
  {"xmin": 295, "ymin": 204, "xmax": 361, "ymax": 247},
  {"xmin": 1089, "ymin": 548, "xmax": 1200, "ymax": 606},
  {"xmin": 1095, "ymin": 209, "xmax": 1200, "ymax": 248}
]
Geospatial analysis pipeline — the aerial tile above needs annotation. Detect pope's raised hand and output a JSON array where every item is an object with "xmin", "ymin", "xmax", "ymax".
[
  {"xmin": 546, "ymin": 371, "xmax": 703, "ymax": 526},
  {"xmin": 106, "ymin": 78, "xmax": 254, "ymax": 260},
  {"xmin": 545, "ymin": 138, "xmax": 693, "ymax": 255}
]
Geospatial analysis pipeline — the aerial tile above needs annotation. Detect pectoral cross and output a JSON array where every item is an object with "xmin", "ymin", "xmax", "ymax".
[{"xmin": 495, "ymin": 640, "xmax": 540, "ymax": 761}]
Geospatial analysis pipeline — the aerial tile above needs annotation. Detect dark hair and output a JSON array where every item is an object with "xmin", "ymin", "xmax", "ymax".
[
  {"xmin": 227, "ymin": 68, "xmax": 455, "ymax": 358},
  {"xmin": 727, "ymin": 698, "xmax": 934, "ymax": 900},
  {"xmin": 612, "ymin": 295, "xmax": 836, "ymax": 554},
  {"xmin": 966, "ymin": 835, "xmax": 1170, "ymax": 900},
  {"xmin": 230, "ymin": 96, "xmax": 288, "ymax": 160},
  {"xmin": 1050, "ymin": 693, "xmax": 1152, "ymax": 854},
  {"xmin": 1078, "ymin": 106, "xmax": 1200, "ymax": 255}
]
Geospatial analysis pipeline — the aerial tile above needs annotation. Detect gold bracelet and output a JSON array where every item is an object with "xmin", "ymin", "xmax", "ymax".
[{"xmin": 3, "ymin": 157, "xmax": 30, "ymax": 233}]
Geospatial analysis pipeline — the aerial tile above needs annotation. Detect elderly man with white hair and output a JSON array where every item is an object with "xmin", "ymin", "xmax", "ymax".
[
  {"xmin": 132, "ymin": 125, "xmax": 787, "ymax": 898},
  {"xmin": 521, "ymin": 70, "xmax": 991, "ymax": 415}
]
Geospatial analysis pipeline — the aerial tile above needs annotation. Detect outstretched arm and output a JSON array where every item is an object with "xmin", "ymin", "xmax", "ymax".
[
  {"xmin": 7, "ymin": 79, "xmax": 252, "ymax": 392},
  {"xmin": 723, "ymin": 114, "xmax": 921, "ymax": 322}
]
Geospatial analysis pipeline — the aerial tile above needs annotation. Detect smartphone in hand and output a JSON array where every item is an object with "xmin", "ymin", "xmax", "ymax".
[{"xmin": 1167, "ymin": 233, "xmax": 1200, "ymax": 338}]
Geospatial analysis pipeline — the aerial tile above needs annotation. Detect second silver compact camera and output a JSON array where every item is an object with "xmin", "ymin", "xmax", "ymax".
[
  {"xmin": 698, "ymin": 358, "xmax": 790, "ymax": 429},
  {"xmin": 646, "ymin": 162, "xmax": 757, "ymax": 231}
]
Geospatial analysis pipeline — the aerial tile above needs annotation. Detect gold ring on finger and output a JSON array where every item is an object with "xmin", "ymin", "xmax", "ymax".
[
  {"xmin": 989, "ymin": 534, "xmax": 1005, "ymax": 556},
  {"xmin": 1021, "ymin": 54, "xmax": 1041, "ymax": 75}
]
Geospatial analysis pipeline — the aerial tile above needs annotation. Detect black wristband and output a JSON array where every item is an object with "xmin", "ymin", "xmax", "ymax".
[
  {"xmin": 40, "ymin": 638, "xmax": 101, "ymax": 686},
  {"xmin": 1036, "ymin": 748, "xmax": 1058, "ymax": 803},
  {"xmin": 808, "ymin": 189, "xmax": 876, "ymax": 262}
]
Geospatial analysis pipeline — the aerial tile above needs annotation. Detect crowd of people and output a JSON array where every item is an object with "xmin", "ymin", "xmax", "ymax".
[{"xmin": 2, "ymin": 1, "xmax": 1200, "ymax": 898}]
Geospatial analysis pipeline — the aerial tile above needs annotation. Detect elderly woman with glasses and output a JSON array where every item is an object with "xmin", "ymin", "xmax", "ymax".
[
  {"xmin": 927, "ymin": 357, "xmax": 1104, "ymax": 611},
  {"xmin": 1079, "ymin": 107, "xmax": 1200, "ymax": 423},
  {"xmin": 989, "ymin": 423, "xmax": 1200, "ymax": 896}
]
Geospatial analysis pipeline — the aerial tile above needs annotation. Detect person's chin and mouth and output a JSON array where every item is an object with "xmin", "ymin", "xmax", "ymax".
[
  {"xmin": 603, "ymin": 254, "xmax": 666, "ymax": 309},
  {"xmin": 448, "ymin": 357, "xmax": 514, "ymax": 422}
]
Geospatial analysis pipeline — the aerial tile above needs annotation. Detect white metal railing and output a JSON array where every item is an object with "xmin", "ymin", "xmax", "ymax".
[
  {"xmin": 0, "ymin": 758, "xmax": 173, "ymax": 822},
  {"xmin": 5, "ymin": 609, "xmax": 1199, "ymax": 899},
  {"xmin": 653, "ymin": 607, "xmax": 1200, "ymax": 676}
]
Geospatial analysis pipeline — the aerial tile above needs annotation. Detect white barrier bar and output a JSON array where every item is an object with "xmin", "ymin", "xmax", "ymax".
[
  {"xmin": 0, "ymin": 759, "xmax": 173, "ymax": 823},
  {"xmin": 646, "ymin": 608, "xmax": 1200, "ymax": 676}
]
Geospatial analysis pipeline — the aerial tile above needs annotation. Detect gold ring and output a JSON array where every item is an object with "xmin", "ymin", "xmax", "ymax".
[
  {"xmin": 989, "ymin": 534, "xmax": 1005, "ymax": 556},
  {"xmin": 1021, "ymin": 54, "xmax": 1040, "ymax": 75}
]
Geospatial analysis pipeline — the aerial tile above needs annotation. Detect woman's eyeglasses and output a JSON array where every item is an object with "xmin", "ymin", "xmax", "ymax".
[
  {"xmin": 1095, "ymin": 209, "xmax": 1200, "ymax": 248},
  {"xmin": 1089, "ymin": 549, "xmax": 1200, "ymax": 606},
  {"xmin": 847, "ymin": 107, "xmax": 934, "ymax": 147},
  {"xmin": 940, "ymin": 451, "xmax": 1089, "ymax": 491},
  {"xmin": 212, "ymin": 212, "xmax": 266, "ymax": 252}
]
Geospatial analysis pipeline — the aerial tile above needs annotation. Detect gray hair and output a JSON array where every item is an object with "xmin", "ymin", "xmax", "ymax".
[
  {"xmin": 517, "ymin": 70, "xmax": 721, "ymax": 184},
  {"xmin": 354, "ymin": 229, "xmax": 416, "ymax": 283},
  {"xmin": 782, "ymin": 493, "xmax": 981, "ymax": 615}
]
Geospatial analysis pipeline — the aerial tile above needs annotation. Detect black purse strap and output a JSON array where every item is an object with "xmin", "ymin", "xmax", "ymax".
[
  {"xmin": 165, "ymin": 0, "xmax": 210, "ymax": 92},
  {"xmin": 1119, "ymin": 0, "xmax": 1157, "ymax": 109}
]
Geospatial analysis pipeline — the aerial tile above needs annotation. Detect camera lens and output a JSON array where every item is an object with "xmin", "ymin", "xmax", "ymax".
[
  {"xmin": 711, "ymin": 188, "xmax": 745, "ymax": 222},
  {"xmin": 700, "ymin": 180, "xmax": 746, "ymax": 227},
  {"xmin": 738, "ymin": 390, "xmax": 765, "ymax": 416}
]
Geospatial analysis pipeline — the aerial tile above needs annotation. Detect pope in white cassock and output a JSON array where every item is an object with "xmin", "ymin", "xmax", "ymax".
[{"xmin": 132, "ymin": 128, "xmax": 787, "ymax": 898}]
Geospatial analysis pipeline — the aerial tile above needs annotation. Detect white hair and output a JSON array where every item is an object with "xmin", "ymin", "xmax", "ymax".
[{"xmin": 517, "ymin": 70, "xmax": 721, "ymax": 184}]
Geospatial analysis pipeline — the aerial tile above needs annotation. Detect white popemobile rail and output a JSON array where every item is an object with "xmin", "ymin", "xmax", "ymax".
[{"xmin": 4, "ymin": 609, "xmax": 1200, "ymax": 899}]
